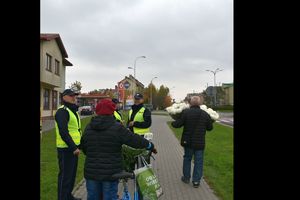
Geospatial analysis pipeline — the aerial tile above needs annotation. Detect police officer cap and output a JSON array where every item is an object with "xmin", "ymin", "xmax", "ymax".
[
  {"xmin": 62, "ymin": 89, "xmax": 79, "ymax": 96},
  {"xmin": 134, "ymin": 93, "xmax": 143, "ymax": 100}
]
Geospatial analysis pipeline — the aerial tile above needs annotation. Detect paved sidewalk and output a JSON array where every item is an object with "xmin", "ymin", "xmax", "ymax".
[{"xmin": 73, "ymin": 115, "xmax": 220, "ymax": 200}]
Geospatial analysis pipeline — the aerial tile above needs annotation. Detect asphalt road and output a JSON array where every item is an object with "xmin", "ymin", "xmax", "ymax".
[{"xmin": 217, "ymin": 112, "xmax": 234, "ymax": 127}]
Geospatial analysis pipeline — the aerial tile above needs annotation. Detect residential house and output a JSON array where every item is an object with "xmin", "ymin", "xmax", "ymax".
[
  {"xmin": 117, "ymin": 74, "xmax": 144, "ymax": 99},
  {"xmin": 117, "ymin": 75, "xmax": 144, "ymax": 109},
  {"xmin": 40, "ymin": 33, "xmax": 73, "ymax": 120}
]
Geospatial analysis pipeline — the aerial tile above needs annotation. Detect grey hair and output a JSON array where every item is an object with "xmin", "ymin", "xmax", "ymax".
[{"xmin": 190, "ymin": 96, "xmax": 202, "ymax": 106}]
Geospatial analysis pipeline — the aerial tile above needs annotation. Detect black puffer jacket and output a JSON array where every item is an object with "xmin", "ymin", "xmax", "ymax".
[
  {"xmin": 171, "ymin": 106, "xmax": 213, "ymax": 150},
  {"xmin": 81, "ymin": 115, "xmax": 150, "ymax": 181}
]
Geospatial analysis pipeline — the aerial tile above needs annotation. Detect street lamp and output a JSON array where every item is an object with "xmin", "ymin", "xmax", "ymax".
[
  {"xmin": 128, "ymin": 56, "xmax": 146, "ymax": 94},
  {"xmin": 150, "ymin": 77, "xmax": 157, "ymax": 106},
  {"xmin": 206, "ymin": 68, "xmax": 223, "ymax": 107},
  {"xmin": 169, "ymin": 86, "xmax": 175, "ymax": 102}
]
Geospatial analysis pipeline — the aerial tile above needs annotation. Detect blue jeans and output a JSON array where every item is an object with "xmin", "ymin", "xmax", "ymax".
[
  {"xmin": 86, "ymin": 179, "xmax": 118, "ymax": 200},
  {"xmin": 183, "ymin": 147, "xmax": 204, "ymax": 182}
]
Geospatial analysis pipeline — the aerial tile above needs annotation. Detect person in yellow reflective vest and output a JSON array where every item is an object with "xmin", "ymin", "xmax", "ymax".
[
  {"xmin": 127, "ymin": 93, "xmax": 152, "ymax": 168},
  {"xmin": 55, "ymin": 89, "xmax": 82, "ymax": 200},
  {"xmin": 127, "ymin": 93, "xmax": 152, "ymax": 135},
  {"xmin": 112, "ymin": 98, "xmax": 124, "ymax": 125}
]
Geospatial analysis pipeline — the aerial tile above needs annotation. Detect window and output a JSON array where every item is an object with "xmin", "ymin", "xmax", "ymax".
[
  {"xmin": 52, "ymin": 90, "xmax": 57, "ymax": 110},
  {"xmin": 54, "ymin": 59, "xmax": 60, "ymax": 75},
  {"xmin": 43, "ymin": 89, "xmax": 50, "ymax": 110},
  {"xmin": 46, "ymin": 53, "xmax": 52, "ymax": 72},
  {"xmin": 59, "ymin": 93, "xmax": 62, "ymax": 105}
]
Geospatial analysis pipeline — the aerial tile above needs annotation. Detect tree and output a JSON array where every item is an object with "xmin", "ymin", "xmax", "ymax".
[
  {"xmin": 163, "ymin": 95, "xmax": 172, "ymax": 108},
  {"xmin": 69, "ymin": 81, "xmax": 82, "ymax": 93},
  {"xmin": 143, "ymin": 83, "xmax": 156, "ymax": 105},
  {"xmin": 156, "ymin": 85, "xmax": 170, "ymax": 110},
  {"xmin": 88, "ymin": 89, "xmax": 99, "ymax": 94}
]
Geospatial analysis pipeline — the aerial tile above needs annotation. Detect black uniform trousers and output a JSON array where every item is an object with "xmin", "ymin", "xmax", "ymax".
[{"xmin": 57, "ymin": 149, "xmax": 78, "ymax": 200}]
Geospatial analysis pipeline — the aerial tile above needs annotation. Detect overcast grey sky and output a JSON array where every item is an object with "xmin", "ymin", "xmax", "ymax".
[{"xmin": 41, "ymin": 0, "xmax": 233, "ymax": 101}]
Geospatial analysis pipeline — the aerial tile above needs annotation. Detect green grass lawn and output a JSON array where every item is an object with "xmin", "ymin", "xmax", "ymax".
[
  {"xmin": 40, "ymin": 116, "xmax": 93, "ymax": 200},
  {"xmin": 216, "ymin": 110, "xmax": 234, "ymax": 113},
  {"xmin": 167, "ymin": 122, "xmax": 233, "ymax": 200}
]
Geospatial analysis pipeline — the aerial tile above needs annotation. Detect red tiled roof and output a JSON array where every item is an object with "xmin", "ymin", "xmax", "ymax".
[{"xmin": 40, "ymin": 33, "xmax": 68, "ymax": 58}]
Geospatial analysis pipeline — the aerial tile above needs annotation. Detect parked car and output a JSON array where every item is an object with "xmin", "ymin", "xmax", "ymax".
[{"xmin": 79, "ymin": 105, "xmax": 94, "ymax": 115}]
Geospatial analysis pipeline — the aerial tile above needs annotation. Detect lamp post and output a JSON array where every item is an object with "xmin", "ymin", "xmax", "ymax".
[
  {"xmin": 169, "ymin": 86, "xmax": 175, "ymax": 102},
  {"xmin": 206, "ymin": 68, "xmax": 223, "ymax": 107},
  {"xmin": 128, "ymin": 56, "xmax": 146, "ymax": 95},
  {"xmin": 150, "ymin": 77, "xmax": 157, "ymax": 106}
]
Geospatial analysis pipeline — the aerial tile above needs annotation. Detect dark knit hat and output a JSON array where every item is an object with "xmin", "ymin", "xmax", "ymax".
[{"xmin": 95, "ymin": 99, "xmax": 116, "ymax": 115}]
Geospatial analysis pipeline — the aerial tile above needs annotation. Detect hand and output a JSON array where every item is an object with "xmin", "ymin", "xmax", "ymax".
[
  {"xmin": 73, "ymin": 148, "xmax": 80, "ymax": 156},
  {"xmin": 152, "ymin": 148, "xmax": 157, "ymax": 154},
  {"xmin": 147, "ymin": 142, "xmax": 157, "ymax": 154},
  {"xmin": 128, "ymin": 121, "xmax": 134, "ymax": 127}
]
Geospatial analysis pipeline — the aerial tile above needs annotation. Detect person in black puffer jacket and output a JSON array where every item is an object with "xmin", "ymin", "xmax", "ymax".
[
  {"xmin": 171, "ymin": 96, "xmax": 213, "ymax": 188},
  {"xmin": 81, "ymin": 99, "xmax": 156, "ymax": 200}
]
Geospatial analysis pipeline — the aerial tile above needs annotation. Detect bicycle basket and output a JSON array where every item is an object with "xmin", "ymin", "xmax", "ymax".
[{"xmin": 121, "ymin": 145, "xmax": 149, "ymax": 172}]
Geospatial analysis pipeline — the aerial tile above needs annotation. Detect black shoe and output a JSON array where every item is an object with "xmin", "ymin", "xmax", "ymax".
[
  {"xmin": 181, "ymin": 176, "xmax": 190, "ymax": 184},
  {"xmin": 192, "ymin": 181, "xmax": 200, "ymax": 188}
]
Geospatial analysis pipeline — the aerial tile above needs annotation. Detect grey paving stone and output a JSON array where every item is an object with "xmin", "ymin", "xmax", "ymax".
[{"xmin": 72, "ymin": 115, "xmax": 220, "ymax": 200}]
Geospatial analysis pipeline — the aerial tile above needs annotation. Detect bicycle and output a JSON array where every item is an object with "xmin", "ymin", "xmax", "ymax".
[
  {"xmin": 111, "ymin": 170, "xmax": 135, "ymax": 200},
  {"xmin": 114, "ymin": 133, "xmax": 156, "ymax": 200}
]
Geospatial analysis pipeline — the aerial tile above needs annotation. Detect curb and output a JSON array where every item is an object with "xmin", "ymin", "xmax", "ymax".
[{"xmin": 216, "ymin": 121, "xmax": 233, "ymax": 128}]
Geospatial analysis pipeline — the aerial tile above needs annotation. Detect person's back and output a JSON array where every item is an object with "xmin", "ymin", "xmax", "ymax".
[
  {"xmin": 81, "ymin": 99, "xmax": 156, "ymax": 200},
  {"xmin": 82, "ymin": 115, "xmax": 150, "ymax": 180},
  {"xmin": 171, "ymin": 96, "xmax": 213, "ymax": 188},
  {"xmin": 178, "ymin": 106, "xmax": 213, "ymax": 150}
]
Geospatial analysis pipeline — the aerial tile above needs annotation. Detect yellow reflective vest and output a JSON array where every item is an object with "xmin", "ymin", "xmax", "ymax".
[
  {"xmin": 55, "ymin": 105, "xmax": 82, "ymax": 148},
  {"xmin": 129, "ymin": 107, "xmax": 150, "ymax": 135},
  {"xmin": 114, "ymin": 111, "xmax": 122, "ymax": 122}
]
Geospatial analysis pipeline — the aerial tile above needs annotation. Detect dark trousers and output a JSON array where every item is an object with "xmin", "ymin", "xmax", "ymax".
[{"xmin": 57, "ymin": 149, "xmax": 78, "ymax": 200}]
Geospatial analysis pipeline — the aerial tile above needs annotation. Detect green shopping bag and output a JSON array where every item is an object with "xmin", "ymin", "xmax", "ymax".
[{"xmin": 134, "ymin": 157, "xmax": 163, "ymax": 200}]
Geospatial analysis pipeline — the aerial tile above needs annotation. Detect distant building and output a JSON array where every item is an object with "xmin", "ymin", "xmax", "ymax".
[
  {"xmin": 117, "ymin": 75, "xmax": 144, "ymax": 108},
  {"xmin": 222, "ymin": 83, "xmax": 234, "ymax": 105},
  {"xmin": 40, "ymin": 33, "xmax": 73, "ymax": 120},
  {"xmin": 205, "ymin": 86, "xmax": 225, "ymax": 106},
  {"xmin": 76, "ymin": 93, "xmax": 110, "ymax": 108},
  {"xmin": 206, "ymin": 86, "xmax": 214, "ymax": 97}
]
